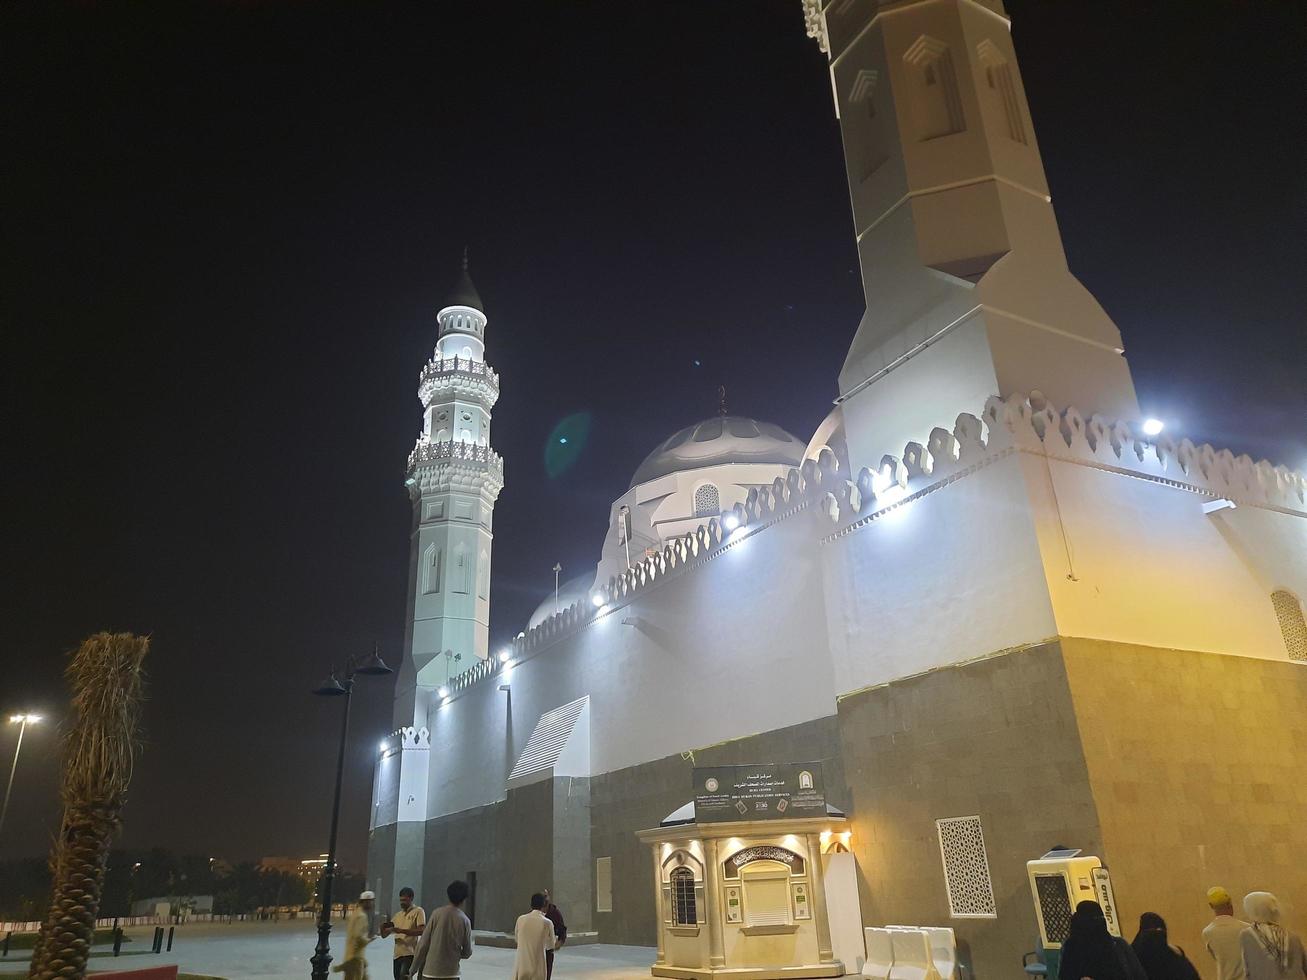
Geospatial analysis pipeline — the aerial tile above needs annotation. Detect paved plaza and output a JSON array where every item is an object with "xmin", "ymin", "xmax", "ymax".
[{"xmin": 0, "ymin": 919, "xmax": 656, "ymax": 979}]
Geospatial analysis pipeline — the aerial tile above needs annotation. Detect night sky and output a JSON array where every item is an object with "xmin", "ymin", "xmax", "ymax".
[{"xmin": 2, "ymin": 1, "xmax": 1304, "ymax": 870}]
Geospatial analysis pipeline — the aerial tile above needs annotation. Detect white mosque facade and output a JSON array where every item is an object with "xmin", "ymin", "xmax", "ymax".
[{"xmin": 369, "ymin": 1, "xmax": 1307, "ymax": 975}]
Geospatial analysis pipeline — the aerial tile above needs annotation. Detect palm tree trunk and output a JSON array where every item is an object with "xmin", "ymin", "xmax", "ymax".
[{"xmin": 28, "ymin": 632, "xmax": 149, "ymax": 980}]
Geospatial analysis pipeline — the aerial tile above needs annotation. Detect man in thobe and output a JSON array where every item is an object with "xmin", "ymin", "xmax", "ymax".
[
  {"xmin": 511, "ymin": 893, "xmax": 554, "ymax": 980},
  {"xmin": 334, "ymin": 890, "xmax": 378, "ymax": 980},
  {"xmin": 542, "ymin": 889, "xmax": 567, "ymax": 980}
]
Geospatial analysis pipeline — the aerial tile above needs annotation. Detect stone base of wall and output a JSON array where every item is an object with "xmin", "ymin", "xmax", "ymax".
[{"xmin": 372, "ymin": 639, "xmax": 1307, "ymax": 979}]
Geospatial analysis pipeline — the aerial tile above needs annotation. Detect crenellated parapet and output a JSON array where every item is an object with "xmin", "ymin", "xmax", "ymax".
[
  {"xmin": 418, "ymin": 354, "xmax": 500, "ymax": 409},
  {"xmin": 819, "ymin": 392, "xmax": 1307, "ymax": 539}
]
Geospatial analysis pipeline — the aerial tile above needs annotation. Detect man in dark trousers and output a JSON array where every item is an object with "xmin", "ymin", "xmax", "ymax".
[{"xmin": 541, "ymin": 888, "xmax": 566, "ymax": 979}]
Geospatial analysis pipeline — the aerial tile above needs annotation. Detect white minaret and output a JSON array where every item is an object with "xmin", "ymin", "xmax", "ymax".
[
  {"xmin": 802, "ymin": 0, "xmax": 1139, "ymax": 472},
  {"xmin": 393, "ymin": 251, "xmax": 504, "ymax": 728}
]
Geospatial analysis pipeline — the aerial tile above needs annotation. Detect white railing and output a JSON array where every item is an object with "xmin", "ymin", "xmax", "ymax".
[
  {"xmin": 418, "ymin": 355, "xmax": 499, "ymax": 390},
  {"xmin": 407, "ymin": 438, "xmax": 503, "ymax": 473}
]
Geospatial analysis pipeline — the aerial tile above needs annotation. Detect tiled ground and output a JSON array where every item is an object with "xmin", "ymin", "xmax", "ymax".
[{"xmin": 0, "ymin": 920, "xmax": 656, "ymax": 979}]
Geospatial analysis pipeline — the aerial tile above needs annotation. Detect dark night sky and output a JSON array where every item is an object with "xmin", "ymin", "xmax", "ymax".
[{"xmin": 2, "ymin": 2, "xmax": 1303, "ymax": 869}]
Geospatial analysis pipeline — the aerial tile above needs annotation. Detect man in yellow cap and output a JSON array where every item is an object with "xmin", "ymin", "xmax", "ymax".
[{"xmin": 1203, "ymin": 886, "xmax": 1248, "ymax": 980}]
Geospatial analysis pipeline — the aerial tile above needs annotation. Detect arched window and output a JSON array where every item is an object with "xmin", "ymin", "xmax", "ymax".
[
  {"xmin": 694, "ymin": 484, "xmax": 720, "ymax": 518},
  {"xmin": 670, "ymin": 868, "xmax": 697, "ymax": 926},
  {"xmin": 1271, "ymin": 589, "xmax": 1307, "ymax": 662},
  {"xmin": 422, "ymin": 545, "xmax": 442, "ymax": 595},
  {"xmin": 903, "ymin": 35, "xmax": 965, "ymax": 141}
]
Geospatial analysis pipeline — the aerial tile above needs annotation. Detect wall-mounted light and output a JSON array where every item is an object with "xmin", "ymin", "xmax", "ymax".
[
  {"xmin": 722, "ymin": 511, "xmax": 741, "ymax": 532},
  {"xmin": 437, "ymin": 686, "xmax": 449, "ymax": 698},
  {"xmin": 498, "ymin": 684, "xmax": 511, "ymax": 692},
  {"xmin": 1141, "ymin": 418, "xmax": 1164, "ymax": 436},
  {"xmin": 591, "ymin": 590, "xmax": 606, "ymax": 608},
  {"xmin": 1202, "ymin": 498, "xmax": 1236, "ymax": 514}
]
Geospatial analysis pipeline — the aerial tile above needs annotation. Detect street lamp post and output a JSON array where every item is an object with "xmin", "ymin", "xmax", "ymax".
[
  {"xmin": 0, "ymin": 713, "xmax": 42, "ymax": 843},
  {"xmin": 308, "ymin": 646, "xmax": 392, "ymax": 980}
]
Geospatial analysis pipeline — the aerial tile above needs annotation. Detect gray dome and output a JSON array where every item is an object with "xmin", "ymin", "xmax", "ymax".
[
  {"xmin": 526, "ymin": 573, "xmax": 595, "ymax": 631},
  {"xmin": 630, "ymin": 416, "xmax": 804, "ymax": 489},
  {"xmin": 443, "ymin": 266, "xmax": 484, "ymax": 312}
]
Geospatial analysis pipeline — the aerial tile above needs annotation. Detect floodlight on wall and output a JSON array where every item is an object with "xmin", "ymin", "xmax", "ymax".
[
  {"xmin": 591, "ymin": 590, "xmax": 606, "ymax": 607},
  {"xmin": 498, "ymin": 684, "xmax": 511, "ymax": 692},
  {"xmin": 1141, "ymin": 418, "xmax": 1165, "ymax": 436},
  {"xmin": 497, "ymin": 649, "xmax": 511, "ymax": 663},
  {"xmin": 1202, "ymin": 498, "xmax": 1237, "ymax": 515},
  {"xmin": 721, "ymin": 511, "xmax": 741, "ymax": 532},
  {"xmin": 437, "ymin": 686, "xmax": 449, "ymax": 698}
]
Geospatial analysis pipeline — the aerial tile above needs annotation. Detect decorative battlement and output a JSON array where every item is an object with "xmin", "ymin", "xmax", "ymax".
[
  {"xmin": 418, "ymin": 354, "xmax": 500, "ymax": 409},
  {"xmin": 817, "ymin": 393, "xmax": 1307, "ymax": 538},
  {"xmin": 429, "ymin": 391, "xmax": 1306, "ymax": 707},
  {"xmin": 383, "ymin": 726, "xmax": 431, "ymax": 752}
]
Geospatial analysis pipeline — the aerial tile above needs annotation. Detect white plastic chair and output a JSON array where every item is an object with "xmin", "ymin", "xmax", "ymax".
[
  {"xmin": 862, "ymin": 927, "xmax": 895, "ymax": 980},
  {"xmin": 922, "ymin": 926, "xmax": 958, "ymax": 980},
  {"xmin": 887, "ymin": 929, "xmax": 941, "ymax": 980}
]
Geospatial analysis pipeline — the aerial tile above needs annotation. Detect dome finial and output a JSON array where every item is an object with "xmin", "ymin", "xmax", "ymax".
[
  {"xmin": 462, "ymin": 244, "xmax": 470, "ymax": 272},
  {"xmin": 718, "ymin": 384, "xmax": 728, "ymax": 417}
]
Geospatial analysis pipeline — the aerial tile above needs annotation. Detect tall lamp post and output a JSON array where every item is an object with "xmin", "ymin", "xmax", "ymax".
[
  {"xmin": 308, "ymin": 647, "xmax": 392, "ymax": 980},
  {"xmin": 1, "ymin": 713, "xmax": 42, "ymax": 843}
]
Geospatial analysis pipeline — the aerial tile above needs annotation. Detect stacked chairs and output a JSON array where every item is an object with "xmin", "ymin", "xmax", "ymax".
[{"xmin": 864, "ymin": 925, "xmax": 959, "ymax": 980}]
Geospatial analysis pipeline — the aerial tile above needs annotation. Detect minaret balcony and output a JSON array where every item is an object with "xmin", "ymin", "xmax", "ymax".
[
  {"xmin": 417, "ymin": 354, "xmax": 500, "ymax": 409},
  {"xmin": 406, "ymin": 437, "xmax": 505, "ymax": 485}
]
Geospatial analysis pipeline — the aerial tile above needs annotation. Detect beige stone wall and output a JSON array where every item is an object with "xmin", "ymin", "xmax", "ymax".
[
  {"xmin": 1062, "ymin": 639, "xmax": 1307, "ymax": 971},
  {"xmin": 836, "ymin": 641, "xmax": 1104, "ymax": 979}
]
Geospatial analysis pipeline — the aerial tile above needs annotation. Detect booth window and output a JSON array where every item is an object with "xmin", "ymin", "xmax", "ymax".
[
  {"xmin": 670, "ymin": 867, "xmax": 697, "ymax": 925},
  {"xmin": 740, "ymin": 860, "xmax": 792, "ymax": 927}
]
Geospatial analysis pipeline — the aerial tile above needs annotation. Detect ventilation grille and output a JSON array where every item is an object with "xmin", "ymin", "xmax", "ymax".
[
  {"xmin": 1034, "ymin": 873, "xmax": 1074, "ymax": 944},
  {"xmin": 936, "ymin": 815, "xmax": 997, "ymax": 918},
  {"xmin": 1272, "ymin": 590, "xmax": 1307, "ymax": 662},
  {"xmin": 508, "ymin": 696, "xmax": 588, "ymax": 782}
]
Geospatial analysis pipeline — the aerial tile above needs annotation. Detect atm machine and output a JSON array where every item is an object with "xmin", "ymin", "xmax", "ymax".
[{"xmin": 1026, "ymin": 848, "xmax": 1121, "ymax": 979}]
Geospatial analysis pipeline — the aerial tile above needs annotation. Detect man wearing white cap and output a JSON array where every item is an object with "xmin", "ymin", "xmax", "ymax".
[{"xmin": 334, "ymin": 890, "xmax": 378, "ymax": 980}]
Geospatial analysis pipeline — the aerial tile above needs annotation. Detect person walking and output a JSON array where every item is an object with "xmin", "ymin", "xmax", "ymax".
[
  {"xmin": 1059, "ymin": 900, "xmax": 1148, "ymax": 980},
  {"xmin": 410, "ymin": 880, "xmax": 473, "ymax": 980},
  {"xmin": 511, "ymin": 893, "xmax": 555, "ymax": 980},
  {"xmin": 1132, "ymin": 912, "xmax": 1201, "ymax": 980},
  {"xmin": 1240, "ymin": 892, "xmax": 1307, "ymax": 980},
  {"xmin": 333, "ymin": 890, "xmax": 379, "ymax": 980},
  {"xmin": 382, "ymin": 887, "xmax": 426, "ymax": 980},
  {"xmin": 1204, "ymin": 887, "xmax": 1248, "ymax": 980},
  {"xmin": 542, "ymin": 888, "xmax": 567, "ymax": 980}
]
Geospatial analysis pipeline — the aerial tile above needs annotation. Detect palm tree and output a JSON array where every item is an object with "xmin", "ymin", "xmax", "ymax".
[{"xmin": 29, "ymin": 632, "xmax": 150, "ymax": 980}]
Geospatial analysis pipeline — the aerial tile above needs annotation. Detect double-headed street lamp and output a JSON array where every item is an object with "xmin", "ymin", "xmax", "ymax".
[
  {"xmin": 1, "ymin": 713, "xmax": 42, "ymax": 843},
  {"xmin": 308, "ymin": 647, "xmax": 392, "ymax": 980}
]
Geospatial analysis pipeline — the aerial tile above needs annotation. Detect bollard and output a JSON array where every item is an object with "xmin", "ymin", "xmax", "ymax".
[
  {"xmin": 2, "ymin": 932, "xmax": 9, "ymax": 958},
  {"xmin": 113, "ymin": 927, "xmax": 124, "ymax": 956},
  {"xmin": 167, "ymin": 925, "xmax": 175, "ymax": 951},
  {"xmin": 153, "ymin": 926, "xmax": 164, "ymax": 953}
]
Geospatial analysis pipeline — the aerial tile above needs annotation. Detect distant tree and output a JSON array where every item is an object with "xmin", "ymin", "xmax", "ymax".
[{"xmin": 29, "ymin": 632, "xmax": 150, "ymax": 980}]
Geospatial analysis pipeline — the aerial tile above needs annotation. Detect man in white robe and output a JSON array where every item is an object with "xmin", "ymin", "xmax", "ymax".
[{"xmin": 511, "ymin": 893, "xmax": 555, "ymax": 980}]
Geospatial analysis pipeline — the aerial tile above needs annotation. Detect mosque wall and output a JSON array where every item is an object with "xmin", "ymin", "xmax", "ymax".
[
  {"xmin": 1062, "ymin": 638, "xmax": 1307, "ymax": 967},
  {"xmin": 1031, "ymin": 457, "xmax": 1307, "ymax": 661},
  {"xmin": 420, "ymin": 504, "xmax": 838, "ymax": 821},
  {"xmin": 820, "ymin": 449, "xmax": 1057, "ymax": 695},
  {"xmin": 834, "ymin": 639, "xmax": 1103, "ymax": 980}
]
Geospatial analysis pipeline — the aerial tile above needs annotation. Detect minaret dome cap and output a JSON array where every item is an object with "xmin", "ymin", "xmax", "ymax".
[{"xmin": 441, "ymin": 246, "xmax": 484, "ymax": 313}]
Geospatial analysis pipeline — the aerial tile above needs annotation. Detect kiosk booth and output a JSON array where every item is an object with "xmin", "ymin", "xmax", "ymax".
[{"xmin": 637, "ymin": 763, "xmax": 852, "ymax": 979}]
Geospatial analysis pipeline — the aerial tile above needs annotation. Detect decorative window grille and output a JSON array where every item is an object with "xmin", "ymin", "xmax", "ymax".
[
  {"xmin": 1271, "ymin": 590, "xmax": 1307, "ymax": 662},
  {"xmin": 670, "ymin": 867, "xmax": 697, "ymax": 925},
  {"xmin": 936, "ymin": 815, "xmax": 997, "ymax": 918},
  {"xmin": 694, "ymin": 484, "xmax": 720, "ymax": 518},
  {"xmin": 1033, "ymin": 873, "xmax": 1074, "ymax": 944}
]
